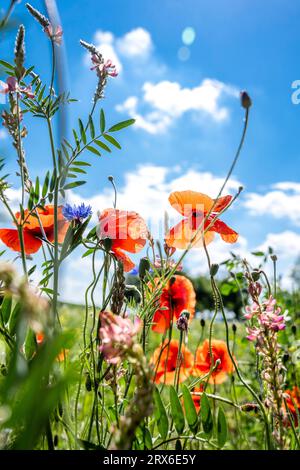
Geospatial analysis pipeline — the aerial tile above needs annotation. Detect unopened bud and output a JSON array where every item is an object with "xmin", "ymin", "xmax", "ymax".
[
  {"xmin": 271, "ymin": 254, "xmax": 278, "ymax": 262},
  {"xmin": 176, "ymin": 310, "xmax": 190, "ymax": 332},
  {"xmin": 232, "ymin": 323, "xmax": 237, "ymax": 333},
  {"xmin": 291, "ymin": 324, "xmax": 297, "ymax": 335},
  {"xmin": 102, "ymin": 237, "xmax": 112, "ymax": 252},
  {"xmin": 251, "ymin": 271, "xmax": 260, "ymax": 281},
  {"xmin": 200, "ymin": 318, "xmax": 205, "ymax": 328},
  {"xmin": 138, "ymin": 257, "xmax": 150, "ymax": 279},
  {"xmin": 210, "ymin": 263, "xmax": 219, "ymax": 277},
  {"xmin": 240, "ymin": 90, "xmax": 252, "ymax": 109}
]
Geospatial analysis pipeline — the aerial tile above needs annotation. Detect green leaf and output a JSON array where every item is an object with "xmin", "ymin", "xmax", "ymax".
[
  {"xmin": 24, "ymin": 328, "xmax": 37, "ymax": 361},
  {"xmin": 169, "ymin": 386, "xmax": 185, "ymax": 435},
  {"xmin": 8, "ymin": 303, "xmax": 21, "ymax": 335},
  {"xmin": 63, "ymin": 180, "xmax": 86, "ymax": 190},
  {"xmin": 100, "ymin": 108, "xmax": 105, "ymax": 133},
  {"xmin": 153, "ymin": 387, "xmax": 169, "ymax": 440},
  {"xmin": 78, "ymin": 119, "xmax": 86, "ymax": 145},
  {"xmin": 82, "ymin": 248, "xmax": 94, "ymax": 258},
  {"xmin": 42, "ymin": 171, "xmax": 50, "ymax": 198},
  {"xmin": 86, "ymin": 145, "xmax": 101, "ymax": 156},
  {"xmin": 89, "ymin": 115, "xmax": 95, "ymax": 139},
  {"xmin": 217, "ymin": 407, "xmax": 228, "ymax": 448},
  {"xmin": 200, "ymin": 393, "xmax": 213, "ymax": 437},
  {"xmin": 251, "ymin": 251, "xmax": 265, "ymax": 257},
  {"xmin": 1, "ymin": 295, "xmax": 12, "ymax": 324},
  {"xmin": 34, "ymin": 177, "xmax": 40, "ymax": 202},
  {"xmin": 108, "ymin": 118, "xmax": 135, "ymax": 132},
  {"xmin": 73, "ymin": 161, "xmax": 91, "ymax": 167},
  {"xmin": 144, "ymin": 428, "xmax": 152, "ymax": 450},
  {"xmin": 0, "ymin": 60, "xmax": 15, "ymax": 70},
  {"xmin": 182, "ymin": 384, "xmax": 198, "ymax": 434},
  {"xmin": 103, "ymin": 133, "xmax": 121, "ymax": 149},
  {"xmin": 94, "ymin": 140, "xmax": 111, "ymax": 153}
]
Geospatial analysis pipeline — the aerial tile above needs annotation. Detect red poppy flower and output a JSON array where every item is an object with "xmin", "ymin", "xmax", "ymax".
[
  {"xmin": 150, "ymin": 339, "xmax": 194, "ymax": 385},
  {"xmin": 285, "ymin": 386, "xmax": 300, "ymax": 426},
  {"xmin": 165, "ymin": 190, "xmax": 238, "ymax": 249},
  {"xmin": 0, "ymin": 205, "xmax": 69, "ymax": 255},
  {"xmin": 150, "ymin": 275, "xmax": 196, "ymax": 333},
  {"xmin": 194, "ymin": 339, "xmax": 234, "ymax": 384},
  {"xmin": 98, "ymin": 208, "xmax": 148, "ymax": 272}
]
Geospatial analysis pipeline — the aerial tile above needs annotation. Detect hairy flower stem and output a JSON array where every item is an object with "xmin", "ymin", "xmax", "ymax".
[{"xmin": 0, "ymin": 0, "xmax": 18, "ymax": 30}]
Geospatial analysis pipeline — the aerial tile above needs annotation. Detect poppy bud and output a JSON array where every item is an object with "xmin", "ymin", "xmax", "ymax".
[
  {"xmin": 251, "ymin": 270, "xmax": 260, "ymax": 281},
  {"xmin": 138, "ymin": 257, "xmax": 150, "ymax": 279},
  {"xmin": 232, "ymin": 323, "xmax": 237, "ymax": 333},
  {"xmin": 108, "ymin": 175, "xmax": 114, "ymax": 182},
  {"xmin": 200, "ymin": 318, "xmax": 205, "ymax": 328},
  {"xmin": 241, "ymin": 403, "xmax": 259, "ymax": 413},
  {"xmin": 271, "ymin": 254, "xmax": 278, "ymax": 262},
  {"xmin": 102, "ymin": 237, "xmax": 112, "ymax": 252},
  {"xmin": 240, "ymin": 90, "xmax": 252, "ymax": 109},
  {"xmin": 210, "ymin": 263, "xmax": 219, "ymax": 277},
  {"xmin": 85, "ymin": 373, "xmax": 92, "ymax": 392},
  {"xmin": 176, "ymin": 310, "xmax": 190, "ymax": 332},
  {"xmin": 291, "ymin": 324, "xmax": 297, "ymax": 335}
]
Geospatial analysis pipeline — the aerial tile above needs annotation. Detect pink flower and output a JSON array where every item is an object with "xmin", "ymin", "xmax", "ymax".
[
  {"xmin": 99, "ymin": 311, "xmax": 141, "ymax": 364},
  {"xmin": 44, "ymin": 24, "xmax": 63, "ymax": 46},
  {"xmin": 244, "ymin": 302, "xmax": 259, "ymax": 320},
  {"xmin": 91, "ymin": 56, "xmax": 118, "ymax": 78},
  {"xmin": 0, "ymin": 77, "xmax": 34, "ymax": 99},
  {"xmin": 0, "ymin": 77, "xmax": 18, "ymax": 94},
  {"xmin": 246, "ymin": 327, "xmax": 260, "ymax": 342}
]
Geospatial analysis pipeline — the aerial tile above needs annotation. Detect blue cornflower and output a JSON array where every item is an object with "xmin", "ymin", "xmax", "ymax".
[{"xmin": 62, "ymin": 203, "xmax": 92, "ymax": 222}]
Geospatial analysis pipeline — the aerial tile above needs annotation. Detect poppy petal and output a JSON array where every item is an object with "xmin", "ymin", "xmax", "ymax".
[
  {"xmin": 213, "ymin": 195, "xmax": 233, "ymax": 213},
  {"xmin": 166, "ymin": 218, "xmax": 215, "ymax": 249},
  {"xmin": 152, "ymin": 306, "xmax": 172, "ymax": 333},
  {"xmin": 112, "ymin": 247, "xmax": 135, "ymax": 272},
  {"xmin": 210, "ymin": 219, "xmax": 238, "ymax": 243},
  {"xmin": 0, "ymin": 228, "xmax": 42, "ymax": 254},
  {"xmin": 169, "ymin": 191, "xmax": 214, "ymax": 216}
]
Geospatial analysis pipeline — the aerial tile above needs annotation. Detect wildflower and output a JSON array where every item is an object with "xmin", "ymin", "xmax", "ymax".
[
  {"xmin": 194, "ymin": 339, "xmax": 234, "ymax": 384},
  {"xmin": 0, "ymin": 77, "xmax": 34, "ymax": 99},
  {"xmin": 165, "ymin": 190, "xmax": 238, "ymax": 249},
  {"xmin": 150, "ymin": 274, "xmax": 196, "ymax": 334},
  {"xmin": 150, "ymin": 339, "xmax": 194, "ymax": 385},
  {"xmin": 99, "ymin": 311, "xmax": 141, "ymax": 364},
  {"xmin": 62, "ymin": 203, "xmax": 92, "ymax": 223},
  {"xmin": 0, "ymin": 205, "xmax": 69, "ymax": 254},
  {"xmin": 44, "ymin": 24, "xmax": 63, "ymax": 45},
  {"xmin": 284, "ymin": 386, "xmax": 300, "ymax": 426},
  {"xmin": 80, "ymin": 40, "xmax": 118, "ymax": 101},
  {"xmin": 97, "ymin": 208, "xmax": 148, "ymax": 272},
  {"xmin": 91, "ymin": 56, "xmax": 118, "ymax": 78},
  {"xmin": 26, "ymin": 3, "xmax": 50, "ymax": 29}
]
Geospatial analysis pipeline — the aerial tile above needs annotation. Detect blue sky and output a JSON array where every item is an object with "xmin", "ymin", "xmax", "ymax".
[{"xmin": 1, "ymin": 0, "xmax": 300, "ymax": 300}]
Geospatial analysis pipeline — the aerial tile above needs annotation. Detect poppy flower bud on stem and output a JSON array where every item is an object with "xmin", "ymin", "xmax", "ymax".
[
  {"xmin": 291, "ymin": 324, "xmax": 297, "ymax": 335},
  {"xmin": 240, "ymin": 90, "xmax": 252, "ymax": 109},
  {"xmin": 102, "ymin": 237, "xmax": 112, "ymax": 252},
  {"xmin": 200, "ymin": 318, "xmax": 205, "ymax": 328},
  {"xmin": 210, "ymin": 263, "xmax": 219, "ymax": 277},
  {"xmin": 232, "ymin": 323, "xmax": 237, "ymax": 333},
  {"xmin": 176, "ymin": 310, "xmax": 190, "ymax": 332},
  {"xmin": 271, "ymin": 254, "xmax": 278, "ymax": 262},
  {"xmin": 138, "ymin": 257, "xmax": 150, "ymax": 280},
  {"xmin": 251, "ymin": 270, "xmax": 261, "ymax": 282}
]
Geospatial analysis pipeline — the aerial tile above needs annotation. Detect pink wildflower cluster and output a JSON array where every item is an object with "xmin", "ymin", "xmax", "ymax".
[
  {"xmin": 99, "ymin": 311, "xmax": 141, "ymax": 364},
  {"xmin": 245, "ymin": 295, "xmax": 286, "ymax": 342},
  {"xmin": 0, "ymin": 76, "xmax": 34, "ymax": 99},
  {"xmin": 44, "ymin": 24, "xmax": 63, "ymax": 46},
  {"xmin": 91, "ymin": 56, "xmax": 118, "ymax": 79}
]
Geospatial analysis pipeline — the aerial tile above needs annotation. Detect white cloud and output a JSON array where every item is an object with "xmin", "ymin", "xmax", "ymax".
[
  {"xmin": 244, "ymin": 182, "xmax": 300, "ymax": 226},
  {"xmin": 116, "ymin": 79, "xmax": 238, "ymax": 134},
  {"xmin": 116, "ymin": 28, "xmax": 152, "ymax": 58},
  {"xmin": 86, "ymin": 27, "xmax": 153, "ymax": 74}
]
